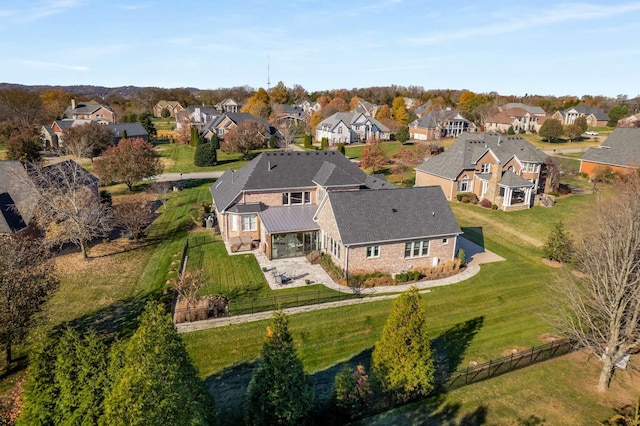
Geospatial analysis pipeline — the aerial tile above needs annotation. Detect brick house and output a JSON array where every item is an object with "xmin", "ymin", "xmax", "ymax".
[
  {"xmin": 579, "ymin": 127, "xmax": 640, "ymax": 177},
  {"xmin": 409, "ymin": 108, "xmax": 475, "ymax": 141},
  {"xmin": 415, "ymin": 133, "xmax": 547, "ymax": 211},
  {"xmin": 153, "ymin": 100, "xmax": 185, "ymax": 118},
  {"xmin": 210, "ymin": 152, "xmax": 460, "ymax": 275},
  {"xmin": 484, "ymin": 108, "xmax": 541, "ymax": 133},
  {"xmin": 200, "ymin": 112, "xmax": 276, "ymax": 142},
  {"xmin": 64, "ymin": 100, "xmax": 115, "ymax": 123}
]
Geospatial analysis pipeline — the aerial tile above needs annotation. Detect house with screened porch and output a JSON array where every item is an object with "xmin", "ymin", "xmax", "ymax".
[
  {"xmin": 210, "ymin": 151, "xmax": 461, "ymax": 275},
  {"xmin": 415, "ymin": 133, "xmax": 548, "ymax": 211}
]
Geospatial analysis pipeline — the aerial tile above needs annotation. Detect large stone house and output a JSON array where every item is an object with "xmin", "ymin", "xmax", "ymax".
[
  {"xmin": 42, "ymin": 120, "xmax": 148, "ymax": 149},
  {"xmin": 64, "ymin": 100, "xmax": 115, "ymax": 123},
  {"xmin": 210, "ymin": 151, "xmax": 460, "ymax": 275},
  {"xmin": 484, "ymin": 108, "xmax": 541, "ymax": 134},
  {"xmin": 200, "ymin": 112, "xmax": 276, "ymax": 142},
  {"xmin": 579, "ymin": 127, "xmax": 640, "ymax": 177},
  {"xmin": 415, "ymin": 133, "xmax": 547, "ymax": 211},
  {"xmin": 315, "ymin": 112, "xmax": 390, "ymax": 145},
  {"xmin": 552, "ymin": 105, "xmax": 609, "ymax": 127},
  {"xmin": 409, "ymin": 108, "xmax": 475, "ymax": 141}
]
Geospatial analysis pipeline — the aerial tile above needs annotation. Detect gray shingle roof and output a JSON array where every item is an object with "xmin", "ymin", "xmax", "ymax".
[
  {"xmin": 211, "ymin": 151, "xmax": 394, "ymax": 212},
  {"xmin": 109, "ymin": 122, "xmax": 148, "ymax": 139},
  {"xmin": 317, "ymin": 112, "xmax": 390, "ymax": 133},
  {"xmin": 259, "ymin": 205, "xmax": 320, "ymax": 233},
  {"xmin": 0, "ymin": 161, "xmax": 37, "ymax": 234},
  {"xmin": 64, "ymin": 100, "xmax": 112, "ymax": 116},
  {"xmin": 581, "ymin": 127, "xmax": 640, "ymax": 168},
  {"xmin": 410, "ymin": 109, "xmax": 472, "ymax": 129},
  {"xmin": 562, "ymin": 104, "xmax": 609, "ymax": 121},
  {"xmin": 499, "ymin": 170, "xmax": 535, "ymax": 187},
  {"xmin": 501, "ymin": 103, "xmax": 546, "ymax": 115},
  {"xmin": 326, "ymin": 186, "xmax": 461, "ymax": 245},
  {"xmin": 415, "ymin": 133, "xmax": 547, "ymax": 180}
]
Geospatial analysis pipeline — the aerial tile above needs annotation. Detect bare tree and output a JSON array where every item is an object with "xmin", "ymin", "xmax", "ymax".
[
  {"xmin": 60, "ymin": 122, "xmax": 114, "ymax": 160},
  {"xmin": 26, "ymin": 160, "xmax": 113, "ymax": 258},
  {"xmin": 0, "ymin": 235, "xmax": 59, "ymax": 366},
  {"xmin": 552, "ymin": 176, "xmax": 640, "ymax": 391},
  {"xmin": 113, "ymin": 194, "xmax": 154, "ymax": 241},
  {"xmin": 147, "ymin": 181, "xmax": 172, "ymax": 210},
  {"xmin": 277, "ymin": 121, "xmax": 296, "ymax": 151},
  {"xmin": 221, "ymin": 120, "xmax": 268, "ymax": 159},
  {"xmin": 173, "ymin": 269, "xmax": 208, "ymax": 304}
]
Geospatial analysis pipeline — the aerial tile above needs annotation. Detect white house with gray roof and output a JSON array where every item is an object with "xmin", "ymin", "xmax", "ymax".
[
  {"xmin": 211, "ymin": 151, "xmax": 460, "ymax": 275},
  {"xmin": 415, "ymin": 133, "xmax": 548, "ymax": 211},
  {"xmin": 315, "ymin": 112, "xmax": 390, "ymax": 145}
]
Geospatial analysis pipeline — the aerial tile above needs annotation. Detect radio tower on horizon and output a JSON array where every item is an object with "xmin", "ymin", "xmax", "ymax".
[{"xmin": 267, "ymin": 56, "xmax": 271, "ymax": 91}]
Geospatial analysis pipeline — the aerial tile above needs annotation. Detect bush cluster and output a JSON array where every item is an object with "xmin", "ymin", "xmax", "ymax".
[
  {"xmin": 394, "ymin": 270, "xmax": 421, "ymax": 283},
  {"xmin": 479, "ymin": 198, "xmax": 492, "ymax": 208},
  {"xmin": 348, "ymin": 271, "xmax": 393, "ymax": 288}
]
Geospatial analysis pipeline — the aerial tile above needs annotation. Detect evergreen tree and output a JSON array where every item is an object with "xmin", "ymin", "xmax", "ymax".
[
  {"xmin": 17, "ymin": 340, "xmax": 59, "ymax": 425},
  {"xmin": 337, "ymin": 143, "xmax": 346, "ymax": 155},
  {"xmin": 395, "ymin": 126, "xmax": 410, "ymax": 143},
  {"xmin": 190, "ymin": 127, "xmax": 199, "ymax": 147},
  {"xmin": 194, "ymin": 142, "xmax": 217, "ymax": 167},
  {"xmin": 102, "ymin": 302, "xmax": 215, "ymax": 426},
  {"xmin": 543, "ymin": 221, "xmax": 573, "ymax": 263},
  {"xmin": 333, "ymin": 364, "xmax": 372, "ymax": 420},
  {"xmin": 210, "ymin": 133, "xmax": 219, "ymax": 149},
  {"xmin": 121, "ymin": 129, "xmax": 128, "ymax": 140},
  {"xmin": 372, "ymin": 287, "xmax": 435, "ymax": 401},
  {"xmin": 247, "ymin": 311, "xmax": 313, "ymax": 425}
]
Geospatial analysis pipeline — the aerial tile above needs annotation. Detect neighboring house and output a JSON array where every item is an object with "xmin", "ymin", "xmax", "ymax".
[
  {"xmin": 153, "ymin": 100, "xmax": 185, "ymax": 118},
  {"xmin": 414, "ymin": 101, "xmax": 432, "ymax": 118},
  {"xmin": 315, "ymin": 112, "xmax": 390, "ymax": 145},
  {"xmin": 109, "ymin": 122, "xmax": 149, "ymax": 143},
  {"xmin": 314, "ymin": 186, "xmax": 461, "ymax": 276},
  {"xmin": 618, "ymin": 113, "xmax": 640, "ymax": 128},
  {"xmin": 409, "ymin": 108, "xmax": 476, "ymax": 141},
  {"xmin": 484, "ymin": 108, "xmax": 540, "ymax": 133},
  {"xmin": 0, "ymin": 159, "xmax": 98, "ymax": 235},
  {"xmin": 216, "ymin": 99, "xmax": 241, "ymax": 113},
  {"xmin": 176, "ymin": 106, "xmax": 222, "ymax": 131},
  {"xmin": 500, "ymin": 103, "xmax": 546, "ymax": 117},
  {"xmin": 293, "ymin": 99, "xmax": 321, "ymax": 114},
  {"xmin": 579, "ymin": 127, "xmax": 640, "ymax": 177},
  {"xmin": 415, "ymin": 133, "xmax": 548, "ymax": 211},
  {"xmin": 64, "ymin": 99, "xmax": 115, "ymax": 123},
  {"xmin": 200, "ymin": 112, "xmax": 275, "ymax": 141},
  {"xmin": 350, "ymin": 99, "xmax": 379, "ymax": 117},
  {"xmin": 0, "ymin": 161, "xmax": 38, "ymax": 235},
  {"xmin": 210, "ymin": 151, "xmax": 460, "ymax": 276},
  {"xmin": 273, "ymin": 104, "xmax": 309, "ymax": 125},
  {"xmin": 552, "ymin": 104, "xmax": 609, "ymax": 127}
]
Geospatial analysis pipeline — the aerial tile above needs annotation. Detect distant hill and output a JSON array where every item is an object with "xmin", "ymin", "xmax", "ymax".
[{"xmin": 0, "ymin": 83, "xmax": 200, "ymax": 99}]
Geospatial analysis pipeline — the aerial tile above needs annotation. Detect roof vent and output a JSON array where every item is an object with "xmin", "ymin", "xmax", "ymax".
[
  {"xmin": 431, "ymin": 211, "xmax": 435, "ymax": 217},
  {"xmin": 392, "ymin": 208, "xmax": 397, "ymax": 213}
]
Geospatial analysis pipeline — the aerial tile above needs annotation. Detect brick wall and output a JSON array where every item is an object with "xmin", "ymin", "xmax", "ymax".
[{"xmin": 415, "ymin": 172, "xmax": 455, "ymax": 200}]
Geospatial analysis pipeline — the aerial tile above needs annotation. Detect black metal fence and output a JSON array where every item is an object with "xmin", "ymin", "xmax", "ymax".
[{"xmin": 228, "ymin": 288, "xmax": 360, "ymax": 316}]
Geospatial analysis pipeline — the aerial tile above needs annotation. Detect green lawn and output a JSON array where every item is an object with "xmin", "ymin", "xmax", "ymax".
[
  {"xmin": 152, "ymin": 118, "xmax": 176, "ymax": 131},
  {"xmin": 155, "ymin": 142, "xmax": 275, "ymax": 173}
]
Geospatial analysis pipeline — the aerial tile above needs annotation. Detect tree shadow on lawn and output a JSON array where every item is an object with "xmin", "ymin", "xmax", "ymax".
[
  {"xmin": 204, "ymin": 360, "xmax": 258, "ymax": 426},
  {"xmin": 432, "ymin": 316, "xmax": 484, "ymax": 375}
]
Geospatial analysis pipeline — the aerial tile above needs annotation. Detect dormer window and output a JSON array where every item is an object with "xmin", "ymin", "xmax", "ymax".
[{"xmin": 282, "ymin": 191, "xmax": 311, "ymax": 205}]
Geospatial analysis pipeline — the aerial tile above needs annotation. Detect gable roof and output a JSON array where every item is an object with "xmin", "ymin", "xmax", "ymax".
[
  {"xmin": 486, "ymin": 108, "xmax": 531, "ymax": 124},
  {"xmin": 581, "ymin": 127, "xmax": 640, "ymax": 168},
  {"xmin": 415, "ymin": 133, "xmax": 547, "ymax": 180},
  {"xmin": 155, "ymin": 100, "xmax": 183, "ymax": 109},
  {"xmin": 317, "ymin": 112, "xmax": 390, "ymax": 133},
  {"xmin": 211, "ymin": 151, "xmax": 393, "ymax": 212},
  {"xmin": 64, "ymin": 100, "xmax": 113, "ymax": 117},
  {"xmin": 109, "ymin": 122, "xmax": 148, "ymax": 139},
  {"xmin": 562, "ymin": 104, "xmax": 609, "ymax": 121},
  {"xmin": 501, "ymin": 103, "xmax": 546, "ymax": 115},
  {"xmin": 410, "ymin": 108, "xmax": 472, "ymax": 129},
  {"xmin": 325, "ymin": 186, "xmax": 461, "ymax": 245},
  {"xmin": 0, "ymin": 161, "xmax": 38, "ymax": 234}
]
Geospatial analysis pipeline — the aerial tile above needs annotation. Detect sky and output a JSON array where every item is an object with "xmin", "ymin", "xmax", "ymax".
[{"xmin": 0, "ymin": 0, "xmax": 639, "ymax": 98}]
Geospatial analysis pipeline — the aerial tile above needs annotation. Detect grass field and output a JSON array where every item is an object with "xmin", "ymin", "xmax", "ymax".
[{"xmin": 179, "ymin": 192, "xmax": 634, "ymax": 424}]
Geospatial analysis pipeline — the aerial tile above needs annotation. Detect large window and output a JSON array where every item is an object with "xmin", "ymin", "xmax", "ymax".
[
  {"xmin": 523, "ymin": 162, "xmax": 540, "ymax": 173},
  {"xmin": 329, "ymin": 237, "xmax": 341, "ymax": 259},
  {"xmin": 457, "ymin": 177, "xmax": 470, "ymax": 192},
  {"xmin": 404, "ymin": 240, "xmax": 429, "ymax": 258},
  {"xmin": 366, "ymin": 245, "xmax": 380, "ymax": 258},
  {"xmin": 481, "ymin": 163, "xmax": 490, "ymax": 173},
  {"xmin": 241, "ymin": 215, "xmax": 257, "ymax": 231},
  {"xmin": 282, "ymin": 191, "xmax": 311, "ymax": 205},
  {"xmin": 230, "ymin": 214, "xmax": 238, "ymax": 231}
]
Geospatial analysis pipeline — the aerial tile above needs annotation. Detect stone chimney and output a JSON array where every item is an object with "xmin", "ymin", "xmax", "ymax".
[
  {"xmin": 484, "ymin": 163, "xmax": 501, "ymax": 204},
  {"xmin": 71, "ymin": 99, "xmax": 76, "ymax": 110}
]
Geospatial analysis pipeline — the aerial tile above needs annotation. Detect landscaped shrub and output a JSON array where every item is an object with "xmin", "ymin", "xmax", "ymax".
[
  {"xmin": 491, "ymin": 204, "xmax": 499, "ymax": 210},
  {"xmin": 457, "ymin": 248, "xmax": 466, "ymax": 267},
  {"xmin": 303, "ymin": 134, "xmax": 312, "ymax": 149},
  {"xmin": 319, "ymin": 253, "xmax": 343, "ymax": 280},
  {"xmin": 415, "ymin": 259, "xmax": 461, "ymax": 280},
  {"xmin": 348, "ymin": 271, "xmax": 393, "ymax": 288},
  {"xmin": 321, "ymin": 137, "xmax": 328, "ymax": 150},
  {"xmin": 194, "ymin": 142, "xmax": 217, "ymax": 167},
  {"xmin": 394, "ymin": 270, "xmax": 421, "ymax": 284},
  {"xmin": 337, "ymin": 143, "xmax": 346, "ymax": 155},
  {"xmin": 479, "ymin": 198, "xmax": 492, "ymax": 208},
  {"xmin": 458, "ymin": 193, "xmax": 478, "ymax": 204}
]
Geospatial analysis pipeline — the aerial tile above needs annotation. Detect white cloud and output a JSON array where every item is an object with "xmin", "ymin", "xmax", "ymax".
[{"xmin": 20, "ymin": 60, "xmax": 89, "ymax": 71}]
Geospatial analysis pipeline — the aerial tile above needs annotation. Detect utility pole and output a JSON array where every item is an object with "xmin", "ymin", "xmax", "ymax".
[{"xmin": 267, "ymin": 56, "xmax": 271, "ymax": 92}]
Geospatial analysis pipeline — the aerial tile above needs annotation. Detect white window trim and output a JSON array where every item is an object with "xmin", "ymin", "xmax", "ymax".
[
  {"xmin": 404, "ymin": 240, "xmax": 430, "ymax": 258},
  {"xmin": 230, "ymin": 214, "xmax": 238, "ymax": 231},
  {"xmin": 366, "ymin": 245, "xmax": 380, "ymax": 259},
  {"xmin": 241, "ymin": 215, "xmax": 257, "ymax": 231}
]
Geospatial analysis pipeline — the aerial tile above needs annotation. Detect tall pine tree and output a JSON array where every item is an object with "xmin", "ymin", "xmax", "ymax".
[
  {"xmin": 372, "ymin": 287, "xmax": 435, "ymax": 401},
  {"xmin": 247, "ymin": 311, "xmax": 314, "ymax": 425},
  {"xmin": 102, "ymin": 302, "xmax": 215, "ymax": 426}
]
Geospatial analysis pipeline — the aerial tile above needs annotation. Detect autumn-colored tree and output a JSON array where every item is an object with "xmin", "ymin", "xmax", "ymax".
[
  {"xmin": 458, "ymin": 91, "xmax": 476, "ymax": 105},
  {"xmin": 176, "ymin": 116, "xmax": 192, "ymax": 144},
  {"xmin": 270, "ymin": 81, "xmax": 290, "ymax": 104},
  {"xmin": 375, "ymin": 104, "xmax": 392, "ymax": 121},
  {"xmin": 221, "ymin": 120, "xmax": 268, "ymax": 159},
  {"xmin": 242, "ymin": 88, "xmax": 272, "ymax": 119},
  {"xmin": 309, "ymin": 111, "xmax": 324, "ymax": 130},
  {"xmin": 0, "ymin": 235, "xmax": 59, "ymax": 366},
  {"xmin": 327, "ymin": 96, "xmax": 348, "ymax": 112},
  {"xmin": 40, "ymin": 89, "xmax": 72, "ymax": 122},
  {"xmin": 61, "ymin": 121, "xmax": 114, "ymax": 160},
  {"xmin": 2, "ymin": 120, "xmax": 42, "ymax": 163},
  {"xmin": 564, "ymin": 124, "xmax": 583, "ymax": 142},
  {"xmin": 0, "ymin": 88, "xmax": 43, "ymax": 125},
  {"xmin": 93, "ymin": 138, "xmax": 163, "ymax": 191},
  {"xmin": 391, "ymin": 145, "xmax": 423, "ymax": 184},
  {"xmin": 348, "ymin": 96, "xmax": 361, "ymax": 111},
  {"xmin": 391, "ymin": 97, "xmax": 409, "ymax": 124},
  {"xmin": 539, "ymin": 118, "xmax": 564, "ymax": 142},
  {"xmin": 360, "ymin": 137, "xmax": 388, "ymax": 173},
  {"xmin": 316, "ymin": 95, "xmax": 330, "ymax": 108}
]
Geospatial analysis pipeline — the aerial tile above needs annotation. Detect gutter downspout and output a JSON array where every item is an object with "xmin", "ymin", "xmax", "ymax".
[{"xmin": 344, "ymin": 245, "xmax": 349, "ymax": 283}]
